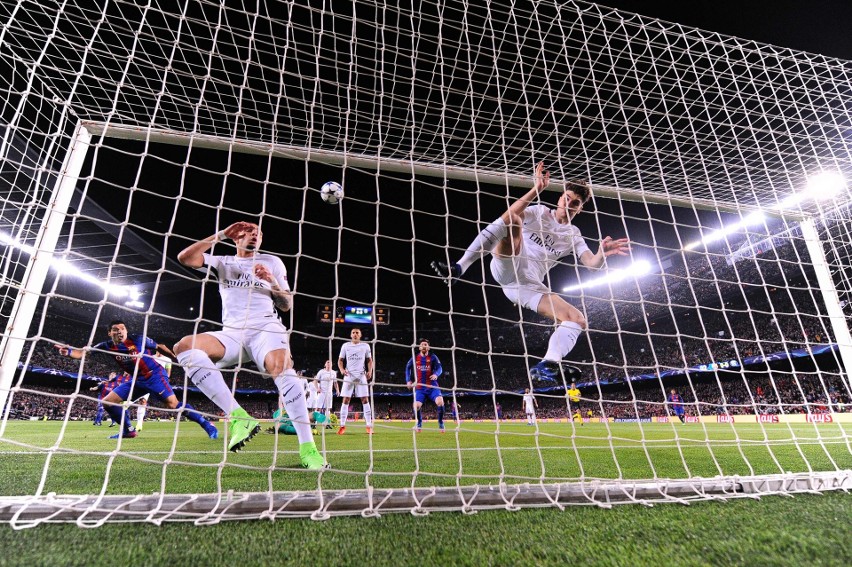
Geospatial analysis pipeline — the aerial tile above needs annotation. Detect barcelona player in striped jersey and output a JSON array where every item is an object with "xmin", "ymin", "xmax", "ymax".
[
  {"xmin": 405, "ymin": 338, "xmax": 445, "ymax": 432},
  {"xmin": 89, "ymin": 371, "xmax": 132, "ymax": 426},
  {"xmin": 668, "ymin": 388, "xmax": 686, "ymax": 424},
  {"xmin": 56, "ymin": 320, "xmax": 218, "ymax": 440}
]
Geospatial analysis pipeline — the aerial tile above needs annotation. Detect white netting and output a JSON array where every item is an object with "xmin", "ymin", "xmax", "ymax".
[{"xmin": 0, "ymin": 1, "xmax": 850, "ymax": 525}]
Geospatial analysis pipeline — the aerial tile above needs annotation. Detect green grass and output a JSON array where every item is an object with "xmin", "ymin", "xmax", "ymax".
[
  {"xmin": 0, "ymin": 419, "xmax": 850, "ymax": 495},
  {"xmin": 0, "ymin": 420, "xmax": 850, "ymax": 565}
]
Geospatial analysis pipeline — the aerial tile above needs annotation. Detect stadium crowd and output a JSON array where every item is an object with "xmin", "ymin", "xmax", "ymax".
[{"xmin": 6, "ymin": 233, "xmax": 849, "ymax": 424}]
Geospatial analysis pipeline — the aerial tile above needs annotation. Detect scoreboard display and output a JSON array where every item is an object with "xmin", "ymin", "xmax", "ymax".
[{"xmin": 317, "ymin": 305, "xmax": 389, "ymax": 325}]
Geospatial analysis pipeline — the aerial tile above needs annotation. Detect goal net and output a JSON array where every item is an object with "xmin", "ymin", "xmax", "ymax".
[{"xmin": 0, "ymin": 1, "xmax": 850, "ymax": 525}]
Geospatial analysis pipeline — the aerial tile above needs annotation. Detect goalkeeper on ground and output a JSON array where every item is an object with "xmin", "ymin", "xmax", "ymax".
[{"xmin": 269, "ymin": 408, "xmax": 332, "ymax": 435}]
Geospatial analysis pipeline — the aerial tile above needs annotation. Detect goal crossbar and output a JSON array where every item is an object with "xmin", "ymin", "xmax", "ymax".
[{"xmin": 81, "ymin": 121, "xmax": 786, "ymax": 219}]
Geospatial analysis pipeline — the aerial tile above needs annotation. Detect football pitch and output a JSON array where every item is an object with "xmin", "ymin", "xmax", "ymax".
[
  {"xmin": 0, "ymin": 420, "xmax": 850, "ymax": 566},
  {"xmin": 0, "ymin": 419, "xmax": 849, "ymax": 496}
]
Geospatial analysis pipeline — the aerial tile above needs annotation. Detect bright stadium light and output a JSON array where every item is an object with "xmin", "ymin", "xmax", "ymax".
[
  {"xmin": 779, "ymin": 171, "xmax": 846, "ymax": 209},
  {"xmin": 0, "ymin": 230, "xmax": 137, "ymax": 298},
  {"xmin": 683, "ymin": 210, "xmax": 766, "ymax": 251},
  {"xmin": 563, "ymin": 259, "xmax": 653, "ymax": 292}
]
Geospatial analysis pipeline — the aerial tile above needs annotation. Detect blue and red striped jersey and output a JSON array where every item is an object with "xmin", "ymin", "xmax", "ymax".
[
  {"xmin": 405, "ymin": 353, "xmax": 443, "ymax": 389},
  {"xmin": 668, "ymin": 393, "xmax": 684, "ymax": 408},
  {"xmin": 94, "ymin": 335, "xmax": 167, "ymax": 379}
]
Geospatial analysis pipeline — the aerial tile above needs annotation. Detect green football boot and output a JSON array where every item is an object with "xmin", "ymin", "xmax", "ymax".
[
  {"xmin": 299, "ymin": 442, "xmax": 329, "ymax": 470},
  {"xmin": 228, "ymin": 408, "xmax": 261, "ymax": 452}
]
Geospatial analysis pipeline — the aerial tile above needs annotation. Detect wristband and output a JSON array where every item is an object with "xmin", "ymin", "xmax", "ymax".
[{"xmin": 215, "ymin": 230, "xmax": 227, "ymax": 241}]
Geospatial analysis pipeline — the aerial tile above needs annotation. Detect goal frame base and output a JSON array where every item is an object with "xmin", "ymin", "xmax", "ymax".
[{"xmin": 1, "ymin": 471, "xmax": 849, "ymax": 525}]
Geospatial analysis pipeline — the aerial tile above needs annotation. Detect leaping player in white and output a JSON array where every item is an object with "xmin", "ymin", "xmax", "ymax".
[
  {"xmin": 432, "ymin": 163, "xmax": 629, "ymax": 383},
  {"xmin": 337, "ymin": 328, "xmax": 373, "ymax": 435},
  {"xmin": 522, "ymin": 388, "xmax": 538, "ymax": 426},
  {"xmin": 315, "ymin": 360, "xmax": 339, "ymax": 423},
  {"xmin": 173, "ymin": 221, "xmax": 326, "ymax": 469}
]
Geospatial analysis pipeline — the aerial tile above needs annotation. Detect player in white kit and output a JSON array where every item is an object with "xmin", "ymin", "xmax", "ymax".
[
  {"xmin": 315, "ymin": 360, "xmax": 339, "ymax": 421},
  {"xmin": 522, "ymin": 388, "xmax": 538, "ymax": 425},
  {"xmin": 337, "ymin": 328, "xmax": 373, "ymax": 435},
  {"xmin": 173, "ymin": 221, "xmax": 326, "ymax": 469},
  {"xmin": 432, "ymin": 162, "xmax": 629, "ymax": 383},
  {"xmin": 305, "ymin": 374, "xmax": 319, "ymax": 412}
]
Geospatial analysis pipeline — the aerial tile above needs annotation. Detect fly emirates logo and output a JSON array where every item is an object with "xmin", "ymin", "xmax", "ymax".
[
  {"xmin": 225, "ymin": 271, "xmax": 266, "ymax": 289},
  {"xmin": 528, "ymin": 232, "xmax": 568, "ymax": 258}
]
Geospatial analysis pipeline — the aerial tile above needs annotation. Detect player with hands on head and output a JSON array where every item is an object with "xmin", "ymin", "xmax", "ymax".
[
  {"xmin": 432, "ymin": 162, "xmax": 629, "ymax": 383},
  {"xmin": 173, "ymin": 221, "xmax": 326, "ymax": 468}
]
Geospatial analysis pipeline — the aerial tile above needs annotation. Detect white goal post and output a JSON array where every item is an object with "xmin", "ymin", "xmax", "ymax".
[{"xmin": 0, "ymin": 1, "xmax": 850, "ymax": 525}]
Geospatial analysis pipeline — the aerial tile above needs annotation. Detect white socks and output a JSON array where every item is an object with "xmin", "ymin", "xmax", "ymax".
[
  {"xmin": 457, "ymin": 217, "xmax": 508, "ymax": 274},
  {"xmin": 339, "ymin": 403, "xmax": 371, "ymax": 427},
  {"xmin": 177, "ymin": 349, "xmax": 240, "ymax": 414},
  {"xmin": 363, "ymin": 403, "xmax": 373, "ymax": 427},
  {"xmin": 135, "ymin": 393, "xmax": 149, "ymax": 427},
  {"xmin": 543, "ymin": 321, "xmax": 584, "ymax": 362},
  {"xmin": 274, "ymin": 369, "xmax": 313, "ymax": 444}
]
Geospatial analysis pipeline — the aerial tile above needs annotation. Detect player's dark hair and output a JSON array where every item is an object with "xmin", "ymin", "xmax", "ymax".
[
  {"xmin": 565, "ymin": 180, "xmax": 591, "ymax": 203},
  {"xmin": 418, "ymin": 338, "xmax": 430, "ymax": 345},
  {"xmin": 107, "ymin": 320, "xmax": 126, "ymax": 331}
]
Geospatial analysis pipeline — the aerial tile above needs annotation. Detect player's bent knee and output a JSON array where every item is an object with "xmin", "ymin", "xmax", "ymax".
[{"xmin": 103, "ymin": 392, "xmax": 123, "ymax": 405}]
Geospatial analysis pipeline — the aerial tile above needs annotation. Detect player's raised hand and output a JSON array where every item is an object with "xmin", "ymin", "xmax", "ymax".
[
  {"xmin": 601, "ymin": 236, "xmax": 630, "ymax": 257},
  {"xmin": 54, "ymin": 344, "xmax": 72, "ymax": 357},
  {"xmin": 221, "ymin": 221, "xmax": 255, "ymax": 241},
  {"xmin": 533, "ymin": 161, "xmax": 550, "ymax": 194}
]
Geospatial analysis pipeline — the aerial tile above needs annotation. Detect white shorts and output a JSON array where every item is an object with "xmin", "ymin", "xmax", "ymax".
[
  {"xmin": 490, "ymin": 255, "xmax": 549, "ymax": 312},
  {"xmin": 206, "ymin": 318, "xmax": 289, "ymax": 371},
  {"xmin": 525, "ymin": 409, "xmax": 536, "ymax": 417},
  {"xmin": 306, "ymin": 391, "xmax": 318, "ymax": 408},
  {"xmin": 340, "ymin": 374, "xmax": 369, "ymax": 399},
  {"xmin": 316, "ymin": 389, "xmax": 333, "ymax": 410}
]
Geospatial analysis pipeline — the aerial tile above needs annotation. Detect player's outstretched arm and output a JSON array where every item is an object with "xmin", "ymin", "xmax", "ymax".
[
  {"xmin": 156, "ymin": 343, "xmax": 178, "ymax": 361},
  {"xmin": 177, "ymin": 221, "xmax": 254, "ymax": 268},
  {"xmin": 579, "ymin": 236, "xmax": 630, "ymax": 269},
  {"xmin": 504, "ymin": 161, "xmax": 550, "ymax": 220},
  {"xmin": 54, "ymin": 344, "xmax": 84, "ymax": 359}
]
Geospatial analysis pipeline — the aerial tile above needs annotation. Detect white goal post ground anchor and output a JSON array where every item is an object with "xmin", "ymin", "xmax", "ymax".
[{"xmin": 0, "ymin": 471, "xmax": 849, "ymax": 524}]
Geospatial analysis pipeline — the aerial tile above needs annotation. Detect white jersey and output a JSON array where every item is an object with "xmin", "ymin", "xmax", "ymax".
[
  {"xmin": 523, "ymin": 394, "xmax": 536, "ymax": 412},
  {"xmin": 316, "ymin": 369, "xmax": 336, "ymax": 392},
  {"xmin": 306, "ymin": 379, "xmax": 318, "ymax": 394},
  {"xmin": 521, "ymin": 205, "xmax": 590, "ymax": 283},
  {"xmin": 200, "ymin": 253, "xmax": 289, "ymax": 328},
  {"xmin": 339, "ymin": 342, "xmax": 372, "ymax": 377}
]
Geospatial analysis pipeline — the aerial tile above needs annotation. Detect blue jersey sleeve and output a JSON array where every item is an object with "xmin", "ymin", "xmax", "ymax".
[
  {"xmin": 430, "ymin": 354, "xmax": 443, "ymax": 378},
  {"xmin": 140, "ymin": 335, "xmax": 158, "ymax": 351},
  {"xmin": 404, "ymin": 357, "xmax": 414, "ymax": 383}
]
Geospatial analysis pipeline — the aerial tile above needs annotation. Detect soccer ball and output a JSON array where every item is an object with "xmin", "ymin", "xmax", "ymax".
[{"xmin": 320, "ymin": 181, "xmax": 344, "ymax": 204}]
